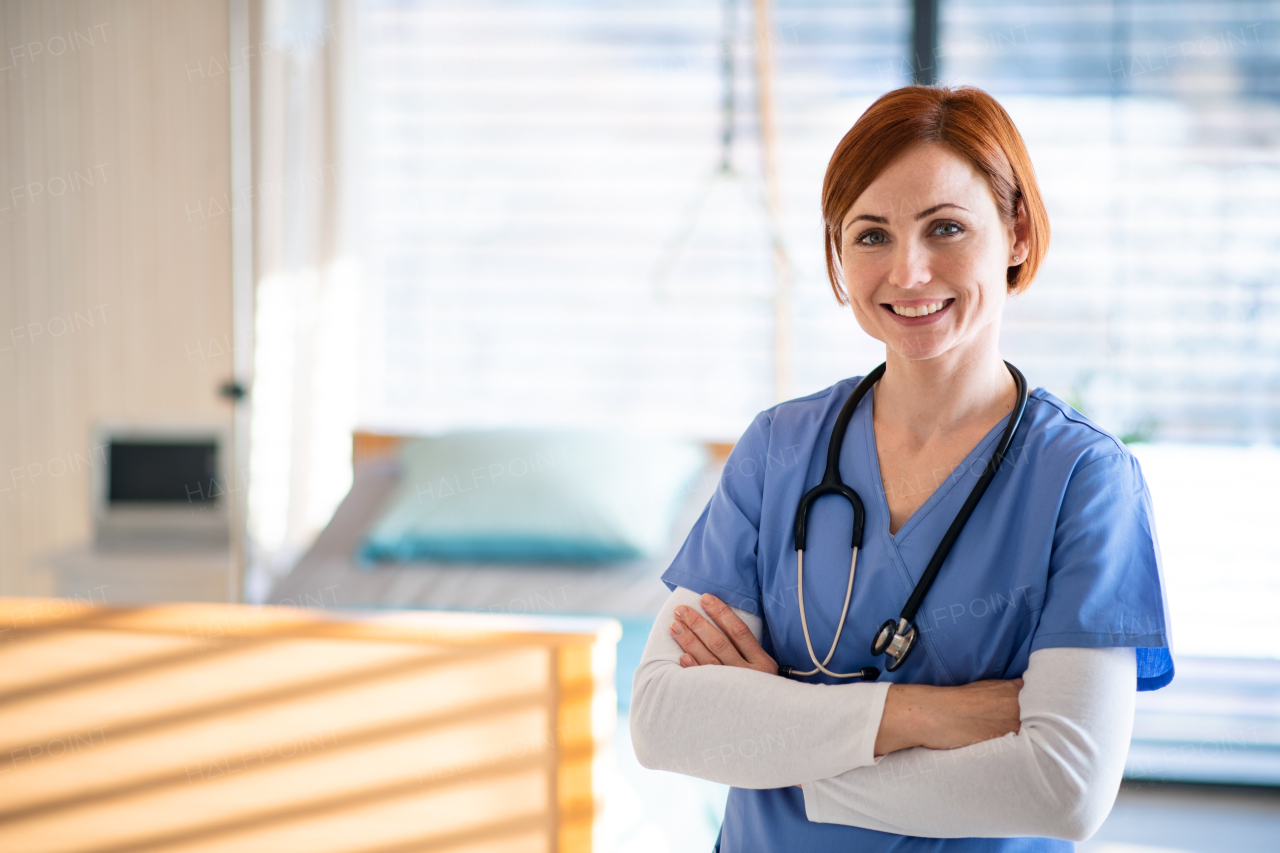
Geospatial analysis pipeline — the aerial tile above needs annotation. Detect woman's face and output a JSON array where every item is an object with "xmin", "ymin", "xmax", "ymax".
[{"xmin": 839, "ymin": 143, "xmax": 1027, "ymax": 363}]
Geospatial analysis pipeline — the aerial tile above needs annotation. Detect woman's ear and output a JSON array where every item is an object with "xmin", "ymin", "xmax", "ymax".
[{"xmin": 1009, "ymin": 197, "xmax": 1030, "ymax": 269}]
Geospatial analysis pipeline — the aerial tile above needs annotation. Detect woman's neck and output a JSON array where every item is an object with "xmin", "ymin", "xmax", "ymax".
[{"xmin": 872, "ymin": 329, "xmax": 1015, "ymax": 451}]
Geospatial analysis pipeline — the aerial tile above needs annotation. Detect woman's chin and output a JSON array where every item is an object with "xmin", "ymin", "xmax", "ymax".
[{"xmin": 885, "ymin": 331, "xmax": 956, "ymax": 362}]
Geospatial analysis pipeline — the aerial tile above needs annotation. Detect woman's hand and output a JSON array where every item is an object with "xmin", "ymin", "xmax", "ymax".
[
  {"xmin": 670, "ymin": 593, "xmax": 778, "ymax": 675},
  {"xmin": 671, "ymin": 593, "xmax": 1022, "ymax": 757},
  {"xmin": 875, "ymin": 679, "xmax": 1023, "ymax": 755}
]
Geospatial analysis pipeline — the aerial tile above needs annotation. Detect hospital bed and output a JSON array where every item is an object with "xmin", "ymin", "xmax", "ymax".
[
  {"xmin": 267, "ymin": 431, "xmax": 729, "ymax": 619},
  {"xmin": 269, "ymin": 433, "xmax": 1280, "ymax": 791}
]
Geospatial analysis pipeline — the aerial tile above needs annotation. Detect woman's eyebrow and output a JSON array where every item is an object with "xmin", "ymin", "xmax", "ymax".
[
  {"xmin": 915, "ymin": 202, "xmax": 969, "ymax": 220},
  {"xmin": 844, "ymin": 203, "xmax": 968, "ymax": 229}
]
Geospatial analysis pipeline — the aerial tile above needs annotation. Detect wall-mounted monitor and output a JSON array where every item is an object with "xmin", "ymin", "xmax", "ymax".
[{"xmin": 93, "ymin": 424, "xmax": 231, "ymax": 551}]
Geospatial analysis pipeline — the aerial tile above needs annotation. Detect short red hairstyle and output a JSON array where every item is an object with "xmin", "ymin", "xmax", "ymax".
[{"xmin": 822, "ymin": 85, "xmax": 1050, "ymax": 302}]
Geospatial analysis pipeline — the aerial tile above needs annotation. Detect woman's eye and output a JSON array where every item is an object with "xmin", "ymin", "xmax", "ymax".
[
  {"xmin": 856, "ymin": 230, "xmax": 887, "ymax": 246},
  {"xmin": 933, "ymin": 221, "xmax": 963, "ymax": 237}
]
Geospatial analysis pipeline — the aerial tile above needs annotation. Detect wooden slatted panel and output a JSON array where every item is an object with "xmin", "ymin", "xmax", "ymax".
[{"xmin": 0, "ymin": 598, "xmax": 618, "ymax": 853}]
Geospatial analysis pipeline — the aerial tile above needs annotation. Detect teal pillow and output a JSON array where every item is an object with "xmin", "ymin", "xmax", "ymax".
[{"xmin": 358, "ymin": 431, "xmax": 708, "ymax": 564}]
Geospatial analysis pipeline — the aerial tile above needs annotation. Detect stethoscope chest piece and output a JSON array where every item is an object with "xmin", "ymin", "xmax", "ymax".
[{"xmin": 871, "ymin": 618, "xmax": 917, "ymax": 672}]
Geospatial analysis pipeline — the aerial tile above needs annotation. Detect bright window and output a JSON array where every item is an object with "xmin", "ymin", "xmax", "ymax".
[{"xmin": 354, "ymin": 0, "xmax": 1280, "ymax": 659}]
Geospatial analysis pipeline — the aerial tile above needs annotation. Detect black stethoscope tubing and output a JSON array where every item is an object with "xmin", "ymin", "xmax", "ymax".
[{"xmin": 781, "ymin": 360, "xmax": 1029, "ymax": 679}]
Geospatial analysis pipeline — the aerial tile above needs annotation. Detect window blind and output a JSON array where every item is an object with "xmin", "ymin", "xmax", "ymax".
[
  {"xmin": 356, "ymin": 0, "xmax": 1279, "ymax": 444},
  {"xmin": 943, "ymin": 0, "xmax": 1280, "ymax": 442},
  {"xmin": 357, "ymin": 0, "xmax": 909, "ymax": 439}
]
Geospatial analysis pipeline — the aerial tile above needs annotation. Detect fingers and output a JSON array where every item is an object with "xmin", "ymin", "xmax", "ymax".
[
  {"xmin": 670, "ymin": 612, "xmax": 723, "ymax": 666},
  {"xmin": 672, "ymin": 604, "xmax": 748, "ymax": 667},
  {"xmin": 669, "ymin": 594, "xmax": 779, "ymax": 674},
  {"xmin": 698, "ymin": 594, "xmax": 771, "ymax": 665}
]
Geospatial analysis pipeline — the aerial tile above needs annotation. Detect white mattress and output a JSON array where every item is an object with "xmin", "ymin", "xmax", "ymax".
[{"xmin": 268, "ymin": 456, "xmax": 721, "ymax": 618}]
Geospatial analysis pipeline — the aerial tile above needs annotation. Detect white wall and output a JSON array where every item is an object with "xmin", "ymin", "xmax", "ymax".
[{"xmin": 0, "ymin": 0, "xmax": 235, "ymax": 594}]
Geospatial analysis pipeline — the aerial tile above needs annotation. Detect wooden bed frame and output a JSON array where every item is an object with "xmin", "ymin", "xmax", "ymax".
[{"xmin": 353, "ymin": 430, "xmax": 735, "ymax": 468}]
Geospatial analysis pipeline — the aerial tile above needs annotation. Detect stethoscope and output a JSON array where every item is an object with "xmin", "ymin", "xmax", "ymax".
[{"xmin": 777, "ymin": 361, "xmax": 1028, "ymax": 681}]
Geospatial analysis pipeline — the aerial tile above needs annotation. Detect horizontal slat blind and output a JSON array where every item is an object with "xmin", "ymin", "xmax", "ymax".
[
  {"xmin": 943, "ymin": 0, "xmax": 1280, "ymax": 442},
  {"xmin": 358, "ymin": 0, "xmax": 1279, "ymax": 444},
  {"xmin": 357, "ymin": 0, "xmax": 908, "ymax": 439}
]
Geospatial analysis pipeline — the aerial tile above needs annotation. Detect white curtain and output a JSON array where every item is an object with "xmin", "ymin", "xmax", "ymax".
[{"xmin": 247, "ymin": 0, "xmax": 359, "ymax": 600}]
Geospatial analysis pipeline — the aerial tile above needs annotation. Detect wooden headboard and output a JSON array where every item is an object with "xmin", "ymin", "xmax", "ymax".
[
  {"xmin": 353, "ymin": 430, "xmax": 734, "ymax": 468},
  {"xmin": 352, "ymin": 430, "xmax": 410, "ymax": 466}
]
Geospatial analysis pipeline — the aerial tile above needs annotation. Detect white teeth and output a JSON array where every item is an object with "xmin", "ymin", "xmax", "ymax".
[{"xmin": 891, "ymin": 300, "xmax": 948, "ymax": 317}]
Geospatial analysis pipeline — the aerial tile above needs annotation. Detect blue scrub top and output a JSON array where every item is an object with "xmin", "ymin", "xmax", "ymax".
[{"xmin": 661, "ymin": 375, "xmax": 1174, "ymax": 853}]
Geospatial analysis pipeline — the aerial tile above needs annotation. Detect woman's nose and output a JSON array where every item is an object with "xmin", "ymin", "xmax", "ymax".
[{"xmin": 888, "ymin": 240, "xmax": 931, "ymax": 289}]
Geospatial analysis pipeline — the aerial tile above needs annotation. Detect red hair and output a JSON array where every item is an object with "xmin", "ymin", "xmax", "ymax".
[{"xmin": 822, "ymin": 85, "xmax": 1050, "ymax": 302}]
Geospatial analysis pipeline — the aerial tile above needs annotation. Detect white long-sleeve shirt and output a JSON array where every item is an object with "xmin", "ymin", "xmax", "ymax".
[{"xmin": 630, "ymin": 586, "xmax": 1136, "ymax": 842}]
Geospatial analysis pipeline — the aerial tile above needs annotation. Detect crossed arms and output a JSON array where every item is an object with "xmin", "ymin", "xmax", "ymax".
[{"xmin": 629, "ymin": 587, "xmax": 1136, "ymax": 841}]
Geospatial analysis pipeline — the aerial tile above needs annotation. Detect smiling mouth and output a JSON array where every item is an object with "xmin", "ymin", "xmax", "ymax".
[{"xmin": 885, "ymin": 298, "xmax": 953, "ymax": 318}]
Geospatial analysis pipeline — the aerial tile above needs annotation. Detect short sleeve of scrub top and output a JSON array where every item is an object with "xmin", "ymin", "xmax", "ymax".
[
  {"xmin": 659, "ymin": 380, "xmax": 1174, "ymax": 853},
  {"xmin": 661, "ymin": 410, "xmax": 772, "ymax": 617},
  {"xmin": 1033, "ymin": 448, "xmax": 1174, "ymax": 689}
]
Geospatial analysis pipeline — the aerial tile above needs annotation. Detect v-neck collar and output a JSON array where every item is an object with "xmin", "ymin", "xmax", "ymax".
[{"xmin": 860, "ymin": 390, "xmax": 1014, "ymax": 545}]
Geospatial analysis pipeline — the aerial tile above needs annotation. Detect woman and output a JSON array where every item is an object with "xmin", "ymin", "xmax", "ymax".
[{"xmin": 630, "ymin": 85, "xmax": 1173, "ymax": 852}]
